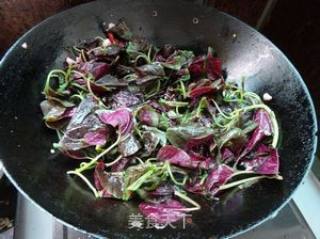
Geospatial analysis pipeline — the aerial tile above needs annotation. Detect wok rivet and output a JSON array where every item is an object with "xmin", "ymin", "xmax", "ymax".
[
  {"xmin": 21, "ymin": 42, "xmax": 28, "ymax": 49},
  {"xmin": 192, "ymin": 17, "xmax": 199, "ymax": 24},
  {"xmin": 152, "ymin": 10, "xmax": 158, "ymax": 17},
  {"xmin": 108, "ymin": 22, "xmax": 115, "ymax": 29},
  {"xmin": 263, "ymin": 92, "xmax": 273, "ymax": 101}
]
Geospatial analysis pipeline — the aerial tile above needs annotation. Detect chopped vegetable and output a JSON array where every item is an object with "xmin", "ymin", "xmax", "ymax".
[{"xmin": 41, "ymin": 19, "xmax": 282, "ymax": 224}]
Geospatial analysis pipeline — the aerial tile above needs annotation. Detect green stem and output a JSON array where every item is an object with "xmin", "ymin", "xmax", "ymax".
[
  {"xmin": 219, "ymin": 175, "xmax": 283, "ymax": 191},
  {"xmin": 127, "ymin": 170, "xmax": 155, "ymax": 191},
  {"xmin": 179, "ymin": 80, "xmax": 187, "ymax": 99},
  {"xmin": 147, "ymin": 46, "xmax": 152, "ymax": 62},
  {"xmin": 231, "ymin": 104, "xmax": 279, "ymax": 147},
  {"xmin": 174, "ymin": 190, "xmax": 201, "ymax": 212},
  {"xmin": 212, "ymin": 99, "xmax": 233, "ymax": 119},
  {"xmin": 134, "ymin": 54, "xmax": 150, "ymax": 64},
  {"xmin": 85, "ymin": 75, "xmax": 101, "ymax": 102},
  {"xmin": 76, "ymin": 133, "xmax": 122, "ymax": 173},
  {"xmin": 229, "ymin": 170, "xmax": 256, "ymax": 178},
  {"xmin": 67, "ymin": 171, "xmax": 100, "ymax": 198},
  {"xmin": 105, "ymin": 155, "xmax": 123, "ymax": 167},
  {"xmin": 44, "ymin": 69, "xmax": 67, "ymax": 95},
  {"xmin": 159, "ymin": 99, "xmax": 189, "ymax": 107},
  {"xmin": 166, "ymin": 162, "xmax": 187, "ymax": 186},
  {"xmin": 134, "ymin": 157, "xmax": 145, "ymax": 165}
]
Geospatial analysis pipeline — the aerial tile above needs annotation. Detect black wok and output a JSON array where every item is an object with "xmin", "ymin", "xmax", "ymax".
[{"xmin": 0, "ymin": 0, "xmax": 317, "ymax": 238}]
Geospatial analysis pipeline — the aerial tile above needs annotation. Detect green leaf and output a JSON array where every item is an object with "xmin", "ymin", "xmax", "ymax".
[
  {"xmin": 161, "ymin": 50, "xmax": 194, "ymax": 70},
  {"xmin": 159, "ymin": 99, "xmax": 189, "ymax": 107},
  {"xmin": 123, "ymin": 163, "xmax": 164, "ymax": 200},
  {"xmin": 159, "ymin": 113, "xmax": 171, "ymax": 130},
  {"xmin": 166, "ymin": 125, "xmax": 214, "ymax": 147},
  {"xmin": 216, "ymin": 128, "xmax": 246, "ymax": 148},
  {"xmin": 142, "ymin": 125, "xmax": 167, "ymax": 146}
]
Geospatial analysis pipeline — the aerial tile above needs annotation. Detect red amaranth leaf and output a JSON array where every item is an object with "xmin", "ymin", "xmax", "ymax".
[
  {"xmin": 205, "ymin": 164, "xmax": 234, "ymax": 195},
  {"xmin": 157, "ymin": 145, "xmax": 210, "ymax": 169},
  {"xmin": 79, "ymin": 61, "xmax": 110, "ymax": 79},
  {"xmin": 206, "ymin": 48, "xmax": 222, "ymax": 80},
  {"xmin": 239, "ymin": 109, "xmax": 272, "ymax": 158},
  {"xmin": 94, "ymin": 161, "xmax": 125, "ymax": 199},
  {"xmin": 83, "ymin": 128, "xmax": 108, "ymax": 146},
  {"xmin": 137, "ymin": 105, "xmax": 160, "ymax": 127},
  {"xmin": 98, "ymin": 108, "xmax": 133, "ymax": 135},
  {"xmin": 242, "ymin": 144, "xmax": 279, "ymax": 175},
  {"xmin": 188, "ymin": 55, "xmax": 206, "ymax": 78},
  {"xmin": 139, "ymin": 199, "xmax": 186, "ymax": 224}
]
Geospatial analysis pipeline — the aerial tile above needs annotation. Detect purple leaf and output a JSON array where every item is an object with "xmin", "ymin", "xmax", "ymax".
[
  {"xmin": 40, "ymin": 100, "xmax": 74, "ymax": 122},
  {"xmin": 136, "ymin": 63, "xmax": 165, "ymax": 77},
  {"xmin": 205, "ymin": 164, "xmax": 234, "ymax": 195},
  {"xmin": 166, "ymin": 126, "xmax": 214, "ymax": 148},
  {"xmin": 149, "ymin": 184, "xmax": 175, "ymax": 197},
  {"xmin": 141, "ymin": 126, "xmax": 167, "ymax": 156},
  {"xmin": 59, "ymin": 117, "xmax": 103, "ymax": 152},
  {"xmin": 63, "ymin": 107, "xmax": 76, "ymax": 118},
  {"xmin": 185, "ymin": 134, "xmax": 213, "ymax": 152},
  {"xmin": 185, "ymin": 175, "xmax": 206, "ymax": 194},
  {"xmin": 91, "ymin": 45, "xmax": 121, "ymax": 58},
  {"xmin": 83, "ymin": 128, "xmax": 108, "ymax": 146},
  {"xmin": 188, "ymin": 55, "xmax": 206, "ymax": 78},
  {"xmin": 138, "ymin": 105, "xmax": 160, "ymax": 127},
  {"xmin": 221, "ymin": 147, "xmax": 235, "ymax": 164},
  {"xmin": 112, "ymin": 90, "xmax": 141, "ymax": 109},
  {"xmin": 188, "ymin": 78, "xmax": 224, "ymax": 99},
  {"xmin": 79, "ymin": 61, "xmax": 110, "ymax": 79},
  {"xmin": 160, "ymin": 50, "xmax": 194, "ymax": 70},
  {"xmin": 94, "ymin": 161, "xmax": 125, "ymax": 199},
  {"xmin": 206, "ymin": 47, "xmax": 222, "ymax": 80},
  {"xmin": 240, "ymin": 110, "xmax": 272, "ymax": 158},
  {"xmin": 142, "ymin": 131, "xmax": 160, "ymax": 156},
  {"xmin": 242, "ymin": 144, "xmax": 279, "ymax": 175},
  {"xmin": 40, "ymin": 100, "xmax": 65, "ymax": 121},
  {"xmin": 98, "ymin": 108, "xmax": 133, "ymax": 135},
  {"xmin": 56, "ymin": 97, "xmax": 107, "ymax": 157},
  {"xmin": 67, "ymin": 96, "xmax": 98, "ymax": 128},
  {"xmin": 118, "ymin": 134, "xmax": 141, "ymax": 157},
  {"xmin": 111, "ymin": 158, "xmax": 131, "ymax": 172},
  {"xmin": 189, "ymin": 86, "xmax": 216, "ymax": 98},
  {"xmin": 140, "ymin": 184, "xmax": 175, "ymax": 204},
  {"xmin": 188, "ymin": 48, "xmax": 222, "ymax": 80},
  {"xmin": 139, "ymin": 199, "xmax": 186, "ymax": 224},
  {"xmin": 89, "ymin": 75, "xmax": 128, "ymax": 94},
  {"xmin": 157, "ymin": 145, "xmax": 210, "ymax": 169},
  {"xmin": 63, "ymin": 150, "xmax": 87, "ymax": 159},
  {"xmin": 40, "ymin": 100, "xmax": 75, "ymax": 129},
  {"xmin": 148, "ymin": 100, "xmax": 166, "ymax": 113}
]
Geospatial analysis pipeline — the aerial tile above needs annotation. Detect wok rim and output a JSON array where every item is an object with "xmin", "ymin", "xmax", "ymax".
[{"xmin": 0, "ymin": 1, "xmax": 318, "ymax": 238}]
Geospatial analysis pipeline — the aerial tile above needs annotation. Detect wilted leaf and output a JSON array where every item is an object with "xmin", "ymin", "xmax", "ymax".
[
  {"xmin": 166, "ymin": 125, "xmax": 214, "ymax": 148},
  {"xmin": 94, "ymin": 161, "xmax": 125, "ymax": 198},
  {"xmin": 139, "ymin": 199, "xmax": 186, "ymax": 224},
  {"xmin": 118, "ymin": 134, "xmax": 141, "ymax": 157},
  {"xmin": 98, "ymin": 108, "xmax": 133, "ymax": 135},
  {"xmin": 241, "ymin": 144, "xmax": 279, "ymax": 175}
]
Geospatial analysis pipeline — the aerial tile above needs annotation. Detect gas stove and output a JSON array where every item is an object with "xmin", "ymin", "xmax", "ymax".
[{"xmin": 1, "ymin": 162, "xmax": 319, "ymax": 239}]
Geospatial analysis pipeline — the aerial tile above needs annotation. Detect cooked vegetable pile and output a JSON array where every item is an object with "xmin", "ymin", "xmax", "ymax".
[{"xmin": 41, "ymin": 20, "xmax": 282, "ymax": 224}]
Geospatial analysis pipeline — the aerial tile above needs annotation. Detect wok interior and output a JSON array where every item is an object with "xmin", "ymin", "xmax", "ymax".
[{"xmin": 0, "ymin": 0, "xmax": 316, "ymax": 238}]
